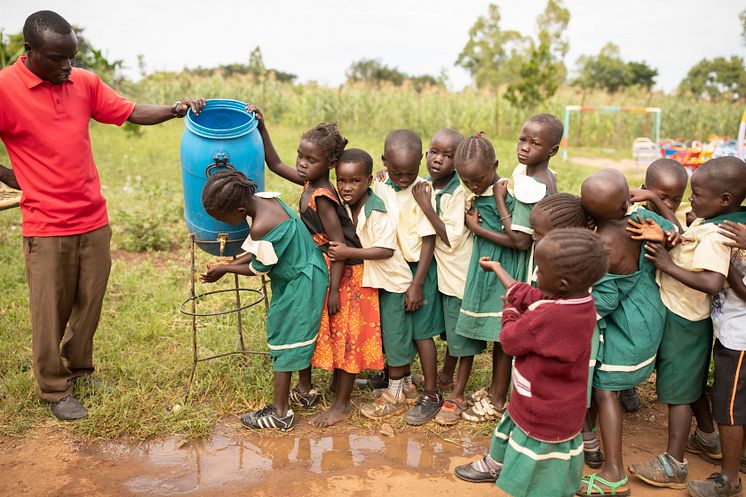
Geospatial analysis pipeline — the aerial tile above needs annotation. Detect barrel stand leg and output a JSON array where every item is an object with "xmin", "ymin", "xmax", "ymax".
[{"xmin": 186, "ymin": 235, "xmax": 199, "ymax": 398}]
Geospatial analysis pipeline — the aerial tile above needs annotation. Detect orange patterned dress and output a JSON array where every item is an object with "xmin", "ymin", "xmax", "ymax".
[{"xmin": 300, "ymin": 185, "xmax": 384, "ymax": 374}]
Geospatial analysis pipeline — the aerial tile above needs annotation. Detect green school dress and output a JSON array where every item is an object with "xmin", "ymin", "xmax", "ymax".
[
  {"xmin": 455, "ymin": 188, "xmax": 532, "ymax": 342},
  {"xmin": 243, "ymin": 199, "xmax": 329, "ymax": 372},
  {"xmin": 592, "ymin": 207, "xmax": 674, "ymax": 391}
]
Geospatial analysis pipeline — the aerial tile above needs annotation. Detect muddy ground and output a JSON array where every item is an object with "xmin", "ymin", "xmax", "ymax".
[{"xmin": 0, "ymin": 396, "xmax": 726, "ymax": 497}]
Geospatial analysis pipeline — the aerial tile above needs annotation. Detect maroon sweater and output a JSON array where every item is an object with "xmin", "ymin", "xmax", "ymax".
[{"xmin": 502, "ymin": 282, "xmax": 597, "ymax": 443}]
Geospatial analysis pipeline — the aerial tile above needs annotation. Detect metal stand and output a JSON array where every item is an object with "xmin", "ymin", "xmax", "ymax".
[{"xmin": 180, "ymin": 234, "xmax": 269, "ymax": 397}]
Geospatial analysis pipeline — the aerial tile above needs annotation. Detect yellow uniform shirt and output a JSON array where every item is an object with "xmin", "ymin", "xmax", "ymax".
[
  {"xmin": 373, "ymin": 177, "xmax": 436, "ymax": 263},
  {"xmin": 658, "ymin": 219, "xmax": 732, "ymax": 321},
  {"xmin": 430, "ymin": 174, "xmax": 474, "ymax": 299},
  {"xmin": 345, "ymin": 190, "xmax": 412, "ymax": 293}
]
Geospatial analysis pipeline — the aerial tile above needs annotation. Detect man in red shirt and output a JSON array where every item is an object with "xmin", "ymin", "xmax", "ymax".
[{"xmin": 0, "ymin": 10, "xmax": 205, "ymax": 421}]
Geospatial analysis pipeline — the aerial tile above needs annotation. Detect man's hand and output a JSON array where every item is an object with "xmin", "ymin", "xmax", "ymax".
[
  {"xmin": 0, "ymin": 165, "xmax": 21, "ymax": 190},
  {"xmin": 328, "ymin": 241, "xmax": 351, "ymax": 262},
  {"xmin": 719, "ymin": 221, "xmax": 746, "ymax": 250},
  {"xmin": 175, "ymin": 97, "xmax": 206, "ymax": 117},
  {"xmin": 412, "ymin": 182, "xmax": 432, "ymax": 210},
  {"xmin": 626, "ymin": 217, "xmax": 664, "ymax": 242}
]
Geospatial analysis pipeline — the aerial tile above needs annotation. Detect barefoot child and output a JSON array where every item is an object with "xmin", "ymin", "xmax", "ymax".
[
  {"xmin": 410, "ymin": 128, "xmax": 483, "ymax": 425},
  {"xmin": 360, "ymin": 129, "xmax": 446, "ymax": 425},
  {"xmin": 249, "ymin": 105, "xmax": 380, "ymax": 425},
  {"xmin": 200, "ymin": 170, "xmax": 328, "ymax": 431},
  {"xmin": 631, "ymin": 157, "xmax": 746, "ymax": 491},
  {"xmin": 577, "ymin": 168, "xmax": 677, "ymax": 496},
  {"xmin": 455, "ymin": 228, "xmax": 607, "ymax": 497}
]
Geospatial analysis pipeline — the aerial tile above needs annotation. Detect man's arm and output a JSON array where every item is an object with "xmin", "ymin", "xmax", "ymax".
[
  {"xmin": 0, "ymin": 164, "xmax": 20, "ymax": 190},
  {"xmin": 127, "ymin": 98, "xmax": 206, "ymax": 126}
]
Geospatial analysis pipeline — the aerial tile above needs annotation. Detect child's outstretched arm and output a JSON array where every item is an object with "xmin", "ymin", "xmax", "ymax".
[
  {"xmin": 246, "ymin": 104, "xmax": 304, "ymax": 186},
  {"xmin": 405, "ymin": 235, "xmax": 435, "ymax": 312},
  {"xmin": 479, "ymin": 256, "xmax": 517, "ymax": 289},
  {"xmin": 200, "ymin": 253, "xmax": 255, "ymax": 282},
  {"xmin": 328, "ymin": 241, "xmax": 393, "ymax": 261},
  {"xmin": 492, "ymin": 180, "xmax": 532, "ymax": 250},
  {"xmin": 626, "ymin": 217, "xmax": 681, "ymax": 249},
  {"xmin": 412, "ymin": 182, "xmax": 450, "ymax": 248},
  {"xmin": 644, "ymin": 242, "xmax": 725, "ymax": 295},
  {"xmin": 629, "ymin": 188, "xmax": 684, "ymax": 232},
  {"xmin": 316, "ymin": 197, "xmax": 346, "ymax": 315}
]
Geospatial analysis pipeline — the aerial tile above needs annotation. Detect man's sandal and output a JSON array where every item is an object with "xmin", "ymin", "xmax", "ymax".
[
  {"xmin": 461, "ymin": 389, "xmax": 504, "ymax": 423},
  {"xmin": 576, "ymin": 474, "xmax": 631, "ymax": 496}
]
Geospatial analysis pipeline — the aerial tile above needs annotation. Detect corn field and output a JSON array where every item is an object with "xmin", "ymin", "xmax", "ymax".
[{"xmin": 120, "ymin": 73, "xmax": 743, "ymax": 149}]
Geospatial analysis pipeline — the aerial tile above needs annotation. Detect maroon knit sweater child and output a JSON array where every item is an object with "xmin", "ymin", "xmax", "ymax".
[{"xmin": 501, "ymin": 281, "xmax": 597, "ymax": 443}]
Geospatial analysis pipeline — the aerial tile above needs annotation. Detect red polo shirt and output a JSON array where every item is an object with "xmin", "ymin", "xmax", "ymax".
[{"xmin": 0, "ymin": 57, "xmax": 135, "ymax": 236}]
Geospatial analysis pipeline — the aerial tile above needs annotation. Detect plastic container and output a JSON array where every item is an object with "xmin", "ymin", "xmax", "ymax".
[{"xmin": 180, "ymin": 99, "xmax": 265, "ymax": 256}]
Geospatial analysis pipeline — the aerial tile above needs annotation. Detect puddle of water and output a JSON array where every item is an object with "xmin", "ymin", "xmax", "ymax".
[{"xmin": 97, "ymin": 427, "xmax": 479, "ymax": 495}]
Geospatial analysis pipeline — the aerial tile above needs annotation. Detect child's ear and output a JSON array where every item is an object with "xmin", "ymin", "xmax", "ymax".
[
  {"xmin": 381, "ymin": 155, "xmax": 387, "ymax": 167},
  {"xmin": 558, "ymin": 277, "xmax": 571, "ymax": 293},
  {"xmin": 549, "ymin": 143, "xmax": 559, "ymax": 157},
  {"xmin": 720, "ymin": 191, "xmax": 733, "ymax": 207},
  {"xmin": 237, "ymin": 206, "xmax": 248, "ymax": 216},
  {"xmin": 366, "ymin": 176, "xmax": 372, "ymax": 187}
]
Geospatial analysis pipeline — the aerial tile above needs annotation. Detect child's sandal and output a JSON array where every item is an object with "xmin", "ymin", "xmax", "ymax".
[
  {"xmin": 461, "ymin": 389, "xmax": 504, "ymax": 423},
  {"xmin": 576, "ymin": 474, "xmax": 631, "ymax": 496}
]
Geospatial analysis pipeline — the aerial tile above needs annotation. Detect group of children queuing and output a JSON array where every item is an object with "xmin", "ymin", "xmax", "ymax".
[{"xmin": 198, "ymin": 105, "xmax": 746, "ymax": 497}]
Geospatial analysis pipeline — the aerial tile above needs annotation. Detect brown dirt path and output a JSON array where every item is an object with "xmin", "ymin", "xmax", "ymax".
[{"xmin": 0, "ymin": 398, "xmax": 726, "ymax": 497}]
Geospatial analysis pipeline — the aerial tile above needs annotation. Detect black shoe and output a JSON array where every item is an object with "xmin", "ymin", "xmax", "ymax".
[
  {"xmin": 240, "ymin": 404, "xmax": 296, "ymax": 432},
  {"xmin": 454, "ymin": 457, "xmax": 500, "ymax": 483},
  {"xmin": 51, "ymin": 395, "xmax": 88, "ymax": 421},
  {"xmin": 404, "ymin": 393, "xmax": 443, "ymax": 426},
  {"xmin": 289, "ymin": 386, "xmax": 319, "ymax": 408},
  {"xmin": 354, "ymin": 371, "xmax": 389, "ymax": 390},
  {"xmin": 619, "ymin": 387, "xmax": 641, "ymax": 413},
  {"xmin": 585, "ymin": 448, "xmax": 605, "ymax": 469}
]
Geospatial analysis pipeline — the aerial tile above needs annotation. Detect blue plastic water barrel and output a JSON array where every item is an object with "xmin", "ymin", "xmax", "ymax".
[{"xmin": 180, "ymin": 99, "xmax": 265, "ymax": 256}]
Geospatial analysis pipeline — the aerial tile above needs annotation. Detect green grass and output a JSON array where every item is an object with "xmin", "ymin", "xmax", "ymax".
[{"xmin": 0, "ymin": 120, "xmax": 605, "ymax": 440}]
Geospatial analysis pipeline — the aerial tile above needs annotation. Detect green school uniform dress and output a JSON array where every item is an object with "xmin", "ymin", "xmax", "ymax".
[
  {"xmin": 242, "ymin": 198, "xmax": 329, "ymax": 372},
  {"xmin": 455, "ymin": 184, "xmax": 532, "ymax": 342},
  {"xmin": 592, "ymin": 207, "xmax": 674, "ymax": 391}
]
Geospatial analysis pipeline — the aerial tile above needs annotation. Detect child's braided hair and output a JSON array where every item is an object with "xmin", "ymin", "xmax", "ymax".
[
  {"xmin": 541, "ymin": 228, "xmax": 608, "ymax": 289},
  {"xmin": 533, "ymin": 193, "xmax": 591, "ymax": 230},
  {"xmin": 302, "ymin": 122, "xmax": 348, "ymax": 162},
  {"xmin": 454, "ymin": 132, "xmax": 498, "ymax": 170},
  {"xmin": 202, "ymin": 170, "xmax": 257, "ymax": 216}
]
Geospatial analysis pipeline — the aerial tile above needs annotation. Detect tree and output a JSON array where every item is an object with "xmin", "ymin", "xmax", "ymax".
[
  {"xmin": 679, "ymin": 56, "xmax": 746, "ymax": 101},
  {"xmin": 455, "ymin": 4, "xmax": 530, "ymax": 89},
  {"xmin": 573, "ymin": 43, "xmax": 658, "ymax": 93},
  {"xmin": 536, "ymin": 0, "xmax": 570, "ymax": 83},
  {"xmin": 346, "ymin": 58, "xmax": 407, "ymax": 86},
  {"xmin": 504, "ymin": 42, "xmax": 560, "ymax": 109}
]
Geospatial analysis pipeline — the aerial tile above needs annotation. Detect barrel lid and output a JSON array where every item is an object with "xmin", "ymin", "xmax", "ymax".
[{"xmin": 185, "ymin": 99, "xmax": 258, "ymax": 139}]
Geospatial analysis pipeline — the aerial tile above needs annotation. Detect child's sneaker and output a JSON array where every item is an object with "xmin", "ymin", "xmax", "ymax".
[
  {"xmin": 629, "ymin": 453, "xmax": 688, "ymax": 489},
  {"xmin": 618, "ymin": 387, "xmax": 641, "ymax": 413},
  {"xmin": 404, "ymin": 393, "xmax": 444, "ymax": 426},
  {"xmin": 435, "ymin": 396, "xmax": 467, "ymax": 426},
  {"xmin": 371, "ymin": 384, "xmax": 418, "ymax": 404},
  {"xmin": 687, "ymin": 430, "xmax": 722, "ymax": 460},
  {"xmin": 686, "ymin": 472, "xmax": 743, "ymax": 497},
  {"xmin": 240, "ymin": 404, "xmax": 296, "ymax": 432},
  {"xmin": 289, "ymin": 386, "xmax": 319, "ymax": 408},
  {"xmin": 360, "ymin": 391, "xmax": 409, "ymax": 420}
]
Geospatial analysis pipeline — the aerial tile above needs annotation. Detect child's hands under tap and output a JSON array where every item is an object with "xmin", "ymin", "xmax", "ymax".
[{"xmin": 200, "ymin": 261, "xmax": 230, "ymax": 283}]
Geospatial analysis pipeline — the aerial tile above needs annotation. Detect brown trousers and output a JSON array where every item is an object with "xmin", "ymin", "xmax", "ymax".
[{"xmin": 23, "ymin": 225, "xmax": 112, "ymax": 402}]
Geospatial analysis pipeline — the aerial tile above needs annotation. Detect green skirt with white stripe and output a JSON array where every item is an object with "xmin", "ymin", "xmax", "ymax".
[{"xmin": 490, "ymin": 412, "xmax": 584, "ymax": 497}]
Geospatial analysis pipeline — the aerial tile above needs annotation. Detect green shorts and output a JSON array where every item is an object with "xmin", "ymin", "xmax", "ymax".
[
  {"xmin": 441, "ymin": 293, "xmax": 486, "ymax": 357},
  {"xmin": 379, "ymin": 290, "xmax": 417, "ymax": 367},
  {"xmin": 490, "ymin": 412, "xmax": 584, "ymax": 497},
  {"xmin": 655, "ymin": 310, "xmax": 712, "ymax": 405},
  {"xmin": 407, "ymin": 261, "xmax": 445, "ymax": 340}
]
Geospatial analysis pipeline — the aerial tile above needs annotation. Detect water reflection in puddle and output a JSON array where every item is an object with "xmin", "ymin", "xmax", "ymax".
[{"xmin": 101, "ymin": 428, "xmax": 477, "ymax": 495}]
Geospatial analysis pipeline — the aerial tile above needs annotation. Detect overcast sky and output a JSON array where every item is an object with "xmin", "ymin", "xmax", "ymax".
[{"xmin": 3, "ymin": 0, "xmax": 745, "ymax": 92}]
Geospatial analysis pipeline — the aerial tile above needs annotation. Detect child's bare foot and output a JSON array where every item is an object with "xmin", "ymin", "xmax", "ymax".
[{"xmin": 312, "ymin": 404, "xmax": 352, "ymax": 427}]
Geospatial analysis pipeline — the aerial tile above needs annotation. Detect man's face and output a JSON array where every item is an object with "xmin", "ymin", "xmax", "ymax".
[{"xmin": 26, "ymin": 29, "xmax": 78, "ymax": 84}]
